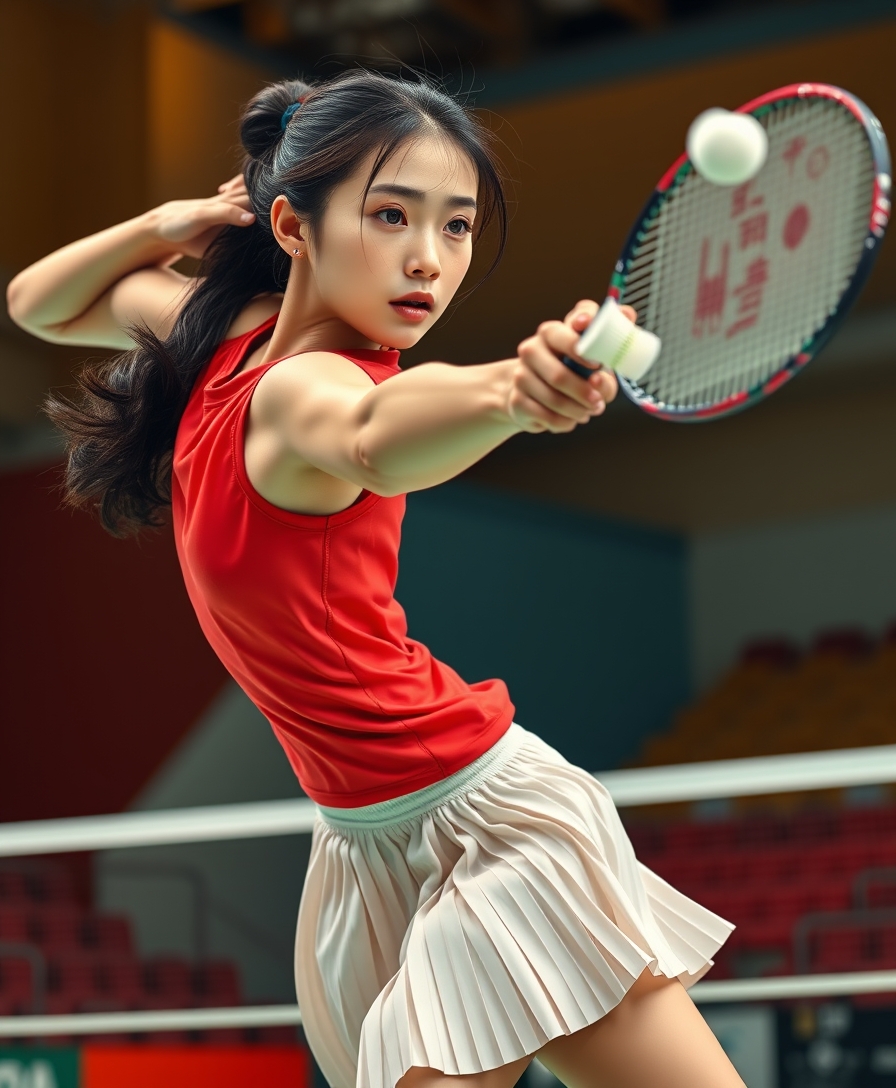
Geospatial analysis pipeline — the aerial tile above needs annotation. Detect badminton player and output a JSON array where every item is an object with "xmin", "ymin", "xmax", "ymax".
[{"xmin": 7, "ymin": 68, "xmax": 741, "ymax": 1088}]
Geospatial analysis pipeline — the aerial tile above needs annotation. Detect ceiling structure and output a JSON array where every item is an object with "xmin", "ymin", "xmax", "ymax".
[{"xmin": 159, "ymin": 0, "xmax": 769, "ymax": 77}]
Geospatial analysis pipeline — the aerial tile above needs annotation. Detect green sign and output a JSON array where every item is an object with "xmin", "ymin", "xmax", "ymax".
[{"xmin": 0, "ymin": 1050, "xmax": 79, "ymax": 1088}]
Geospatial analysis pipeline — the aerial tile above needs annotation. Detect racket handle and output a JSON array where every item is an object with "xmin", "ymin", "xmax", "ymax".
[
  {"xmin": 564, "ymin": 298, "xmax": 661, "ymax": 383},
  {"xmin": 562, "ymin": 355, "xmax": 595, "ymax": 379}
]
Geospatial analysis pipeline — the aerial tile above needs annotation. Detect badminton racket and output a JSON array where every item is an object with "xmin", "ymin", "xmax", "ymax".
[{"xmin": 564, "ymin": 83, "xmax": 891, "ymax": 421}]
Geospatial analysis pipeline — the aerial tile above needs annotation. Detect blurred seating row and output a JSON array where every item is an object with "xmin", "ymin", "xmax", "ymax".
[
  {"xmin": 630, "ymin": 624, "xmax": 896, "ymax": 784},
  {"xmin": 0, "ymin": 903, "xmax": 133, "ymax": 952},
  {"xmin": 630, "ymin": 812, "xmax": 896, "ymax": 857},
  {"xmin": 0, "ymin": 953, "xmax": 242, "ymax": 1012},
  {"xmin": 621, "ymin": 623, "xmax": 896, "ymax": 1000},
  {"xmin": 0, "ymin": 861, "xmax": 295, "ymax": 1045},
  {"xmin": 0, "ymin": 867, "xmax": 78, "ymax": 905}
]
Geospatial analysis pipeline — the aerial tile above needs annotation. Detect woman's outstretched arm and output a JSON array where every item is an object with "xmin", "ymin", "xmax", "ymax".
[{"xmin": 254, "ymin": 303, "xmax": 620, "ymax": 497}]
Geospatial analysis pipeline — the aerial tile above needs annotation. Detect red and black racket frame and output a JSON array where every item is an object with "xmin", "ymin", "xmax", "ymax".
[{"xmin": 578, "ymin": 83, "xmax": 891, "ymax": 422}]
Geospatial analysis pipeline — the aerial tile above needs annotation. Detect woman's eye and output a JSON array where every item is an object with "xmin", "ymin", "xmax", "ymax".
[
  {"xmin": 446, "ymin": 218, "xmax": 471, "ymax": 236},
  {"xmin": 377, "ymin": 208, "xmax": 405, "ymax": 226}
]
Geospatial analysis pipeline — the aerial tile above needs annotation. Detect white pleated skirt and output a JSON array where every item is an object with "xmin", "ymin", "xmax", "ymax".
[{"xmin": 294, "ymin": 722, "xmax": 735, "ymax": 1088}]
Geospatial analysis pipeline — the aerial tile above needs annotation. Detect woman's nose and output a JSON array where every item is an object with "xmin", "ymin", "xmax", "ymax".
[{"xmin": 406, "ymin": 236, "xmax": 441, "ymax": 279}]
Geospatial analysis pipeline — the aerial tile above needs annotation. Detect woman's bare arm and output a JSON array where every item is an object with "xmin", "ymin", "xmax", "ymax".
[
  {"xmin": 5, "ymin": 211, "xmax": 183, "ymax": 336},
  {"xmin": 256, "ymin": 308, "xmax": 617, "ymax": 497},
  {"xmin": 5, "ymin": 178, "xmax": 255, "ymax": 343}
]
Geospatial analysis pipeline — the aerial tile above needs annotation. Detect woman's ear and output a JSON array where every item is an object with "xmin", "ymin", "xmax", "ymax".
[{"xmin": 271, "ymin": 194, "xmax": 307, "ymax": 254}]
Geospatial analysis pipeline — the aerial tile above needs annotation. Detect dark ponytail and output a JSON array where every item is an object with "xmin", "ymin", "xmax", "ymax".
[{"xmin": 42, "ymin": 69, "xmax": 508, "ymax": 537}]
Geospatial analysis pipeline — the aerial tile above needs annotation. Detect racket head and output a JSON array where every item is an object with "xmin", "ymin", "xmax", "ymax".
[{"xmin": 612, "ymin": 83, "xmax": 891, "ymax": 421}]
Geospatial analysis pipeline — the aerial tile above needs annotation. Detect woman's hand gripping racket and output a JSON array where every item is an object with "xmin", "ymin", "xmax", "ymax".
[{"xmin": 565, "ymin": 83, "xmax": 891, "ymax": 420}]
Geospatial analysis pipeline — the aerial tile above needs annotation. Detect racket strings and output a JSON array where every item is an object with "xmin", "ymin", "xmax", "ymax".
[
  {"xmin": 717, "ymin": 100, "xmax": 856, "ymax": 400},
  {"xmin": 666, "ymin": 101, "xmax": 851, "ymax": 405},
  {"xmin": 621, "ymin": 97, "xmax": 876, "ymax": 410}
]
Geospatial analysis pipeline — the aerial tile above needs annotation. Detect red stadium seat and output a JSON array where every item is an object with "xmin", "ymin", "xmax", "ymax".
[
  {"xmin": 142, "ymin": 957, "xmax": 193, "ymax": 996},
  {"xmin": 759, "ymin": 948, "xmax": 794, "ymax": 975},
  {"xmin": 0, "ymin": 955, "xmax": 36, "ymax": 1005},
  {"xmin": 881, "ymin": 928, "xmax": 896, "ymax": 959},
  {"xmin": 95, "ymin": 955, "xmax": 145, "ymax": 1003},
  {"xmin": 193, "ymin": 961, "xmax": 241, "ymax": 1006},
  {"xmin": 0, "ymin": 905, "xmax": 29, "ymax": 942},
  {"xmin": 804, "ymin": 844, "xmax": 876, "ymax": 881},
  {"xmin": 649, "ymin": 856, "xmax": 706, "ymax": 890},
  {"xmin": 688, "ymin": 888, "xmax": 739, "ymax": 920},
  {"xmin": 142, "ymin": 958, "xmax": 194, "ymax": 1005},
  {"xmin": 47, "ymin": 953, "xmax": 99, "ymax": 1002},
  {"xmin": 0, "ymin": 872, "xmax": 29, "ymax": 904},
  {"xmin": 808, "ymin": 922, "xmax": 896, "ymax": 972},
  {"xmin": 867, "ymin": 840, "xmax": 896, "ymax": 868},
  {"xmin": 839, "ymin": 806, "xmax": 896, "ymax": 841},
  {"xmin": 727, "ymin": 917, "xmax": 792, "ymax": 950},
  {"xmin": 0, "ymin": 993, "xmax": 24, "ymax": 1016},
  {"xmin": 44, "ymin": 993, "xmax": 78, "ymax": 1016},
  {"xmin": 29, "ymin": 904, "xmax": 83, "ymax": 950},
  {"xmin": 749, "ymin": 849, "xmax": 809, "ymax": 885},
  {"xmin": 809, "ymin": 928, "xmax": 865, "ymax": 971},
  {"xmin": 665, "ymin": 821, "xmax": 737, "ymax": 854},
  {"xmin": 771, "ymin": 884, "xmax": 851, "ymax": 918},
  {"xmin": 23, "ymin": 867, "xmax": 75, "ymax": 905},
  {"xmin": 737, "ymin": 817, "xmax": 791, "ymax": 850},
  {"xmin": 863, "ymin": 925, "xmax": 896, "ymax": 967},
  {"xmin": 81, "ymin": 913, "xmax": 134, "ymax": 954}
]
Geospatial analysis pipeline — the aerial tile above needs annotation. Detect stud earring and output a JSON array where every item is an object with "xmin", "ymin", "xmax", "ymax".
[{"xmin": 293, "ymin": 248, "xmax": 304, "ymax": 258}]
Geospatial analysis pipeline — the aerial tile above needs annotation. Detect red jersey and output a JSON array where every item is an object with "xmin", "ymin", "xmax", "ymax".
[{"xmin": 171, "ymin": 313, "xmax": 514, "ymax": 806}]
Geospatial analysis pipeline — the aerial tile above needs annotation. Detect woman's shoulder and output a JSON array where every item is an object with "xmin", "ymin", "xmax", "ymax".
[{"xmin": 224, "ymin": 292, "xmax": 284, "ymax": 340}]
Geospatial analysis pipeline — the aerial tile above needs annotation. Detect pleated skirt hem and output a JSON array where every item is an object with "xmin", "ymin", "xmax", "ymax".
[{"xmin": 294, "ymin": 723, "xmax": 735, "ymax": 1088}]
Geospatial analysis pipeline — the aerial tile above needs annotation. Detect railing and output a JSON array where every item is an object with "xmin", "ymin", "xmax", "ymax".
[{"xmin": 1, "ymin": 742, "xmax": 895, "ymax": 1036}]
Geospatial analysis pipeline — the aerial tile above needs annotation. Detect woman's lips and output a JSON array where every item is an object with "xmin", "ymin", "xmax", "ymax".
[{"xmin": 389, "ymin": 302, "xmax": 431, "ymax": 322}]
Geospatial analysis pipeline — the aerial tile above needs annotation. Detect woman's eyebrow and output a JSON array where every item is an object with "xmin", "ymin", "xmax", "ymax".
[{"xmin": 368, "ymin": 183, "xmax": 477, "ymax": 210}]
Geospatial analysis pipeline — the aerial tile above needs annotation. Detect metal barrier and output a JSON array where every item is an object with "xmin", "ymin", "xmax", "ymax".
[{"xmin": 1, "ymin": 742, "xmax": 895, "ymax": 1036}]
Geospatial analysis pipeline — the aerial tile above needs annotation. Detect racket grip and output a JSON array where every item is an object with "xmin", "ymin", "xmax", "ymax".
[
  {"xmin": 562, "ymin": 355, "xmax": 596, "ymax": 379},
  {"xmin": 566, "ymin": 298, "xmax": 661, "ymax": 383}
]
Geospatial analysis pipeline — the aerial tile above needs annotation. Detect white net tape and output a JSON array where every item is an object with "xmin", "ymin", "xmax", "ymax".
[{"xmin": 624, "ymin": 98, "xmax": 876, "ymax": 409}]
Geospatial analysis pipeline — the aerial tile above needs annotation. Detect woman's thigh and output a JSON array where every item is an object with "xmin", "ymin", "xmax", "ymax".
[
  {"xmin": 396, "ymin": 1055, "xmax": 533, "ymax": 1088},
  {"xmin": 533, "ymin": 968, "xmax": 747, "ymax": 1088}
]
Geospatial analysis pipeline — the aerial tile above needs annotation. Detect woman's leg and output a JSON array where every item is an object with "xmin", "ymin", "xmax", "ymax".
[
  {"xmin": 396, "ymin": 1055, "xmax": 533, "ymax": 1088},
  {"xmin": 533, "ymin": 967, "xmax": 747, "ymax": 1088}
]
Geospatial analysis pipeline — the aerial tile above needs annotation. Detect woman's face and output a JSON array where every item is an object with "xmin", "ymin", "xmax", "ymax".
[{"xmin": 277, "ymin": 133, "xmax": 478, "ymax": 350}]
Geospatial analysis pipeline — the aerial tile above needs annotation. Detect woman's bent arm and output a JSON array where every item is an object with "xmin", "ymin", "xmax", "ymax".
[{"xmin": 5, "ymin": 210, "xmax": 181, "ymax": 334}]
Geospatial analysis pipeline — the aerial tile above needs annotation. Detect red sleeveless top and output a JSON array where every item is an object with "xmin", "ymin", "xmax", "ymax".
[{"xmin": 171, "ymin": 312, "xmax": 514, "ymax": 806}]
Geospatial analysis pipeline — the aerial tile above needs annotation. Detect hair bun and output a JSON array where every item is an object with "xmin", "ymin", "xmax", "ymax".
[{"xmin": 240, "ymin": 77, "xmax": 315, "ymax": 161}]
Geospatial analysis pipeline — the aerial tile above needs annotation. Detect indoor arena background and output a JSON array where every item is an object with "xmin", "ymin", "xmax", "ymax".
[{"xmin": 1, "ymin": 1, "xmax": 895, "ymax": 1086}]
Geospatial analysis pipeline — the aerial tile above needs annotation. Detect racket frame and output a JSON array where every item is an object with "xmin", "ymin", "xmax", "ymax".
[{"xmin": 613, "ymin": 82, "xmax": 891, "ymax": 421}]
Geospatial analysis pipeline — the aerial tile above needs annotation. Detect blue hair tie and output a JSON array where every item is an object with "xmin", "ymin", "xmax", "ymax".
[{"xmin": 280, "ymin": 101, "xmax": 302, "ymax": 131}]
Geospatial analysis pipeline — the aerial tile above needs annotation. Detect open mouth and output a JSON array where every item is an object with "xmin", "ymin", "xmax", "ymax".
[{"xmin": 389, "ymin": 296, "xmax": 433, "ymax": 321}]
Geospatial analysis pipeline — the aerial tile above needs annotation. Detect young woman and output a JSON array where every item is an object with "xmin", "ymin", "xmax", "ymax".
[{"xmin": 7, "ymin": 69, "xmax": 742, "ymax": 1088}]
